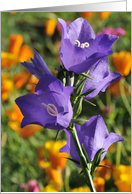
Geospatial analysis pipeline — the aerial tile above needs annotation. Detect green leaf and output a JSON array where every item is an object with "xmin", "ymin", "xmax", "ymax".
[
  {"xmin": 55, "ymin": 130, "xmax": 61, "ymax": 141},
  {"xmin": 98, "ymin": 165, "xmax": 111, "ymax": 168},
  {"xmin": 64, "ymin": 157, "xmax": 80, "ymax": 165},
  {"xmin": 79, "ymin": 88, "xmax": 96, "ymax": 98},
  {"xmin": 74, "ymin": 78, "xmax": 87, "ymax": 96}
]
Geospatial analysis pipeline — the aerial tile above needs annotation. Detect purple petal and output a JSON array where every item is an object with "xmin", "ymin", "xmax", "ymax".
[
  {"xmin": 82, "ymin": 57, "xmax": 122, "ymax": 100},
  {"xmin": 101, "ymin": 132, "xmax": 124, "ymax": 161},
  {"xmin": 66, "ymin": 17, "xmax": 95, "ymax": 44},
  {"xmin": 15, "ymin": 93, "xmax": 56, "ymax": 128},
  {"xmin": 35, "ymin": 74, "xmax": 64, "ymax": 95}
]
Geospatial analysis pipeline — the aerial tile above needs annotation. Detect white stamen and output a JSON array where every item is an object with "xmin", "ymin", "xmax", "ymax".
[
  {"xmin": 74, "ymin": 40, "xmax": 80, "ymax": 47},
  {"xmin": 42, "ymin": 103, "xmax": 58, "ymax": 116},
  {"xmin": 74, "ymin": 40, "xmax": 89, "ymax": 49}
]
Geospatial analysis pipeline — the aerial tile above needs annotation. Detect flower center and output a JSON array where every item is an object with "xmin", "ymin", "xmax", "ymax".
[
  {"xmin": 42, "ymin": 103, "xmax": 58, "ymax": 116},
  {"xmin": 74, "ymin": 40, "xmax": 89, "ymax": 48}
]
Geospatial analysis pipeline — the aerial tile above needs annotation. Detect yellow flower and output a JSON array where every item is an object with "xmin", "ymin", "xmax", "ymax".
[
  {"xmin": 112, "ymin": 51, "xmax": 131, "ymax": 76},
  {"xmin": 1, "ymin": 34, "xmax": 33, "ymax": 68},
  {"xmin": 45, "ymin": 140, "xmax": 69, "ymax": 169},
  {"xmin": 70, "ymin": 177, "xmax": 105, "ymax": 192},
  {"xmin": 1, "ymin": 72, "xmax": 13, "ymax": 101},
  {"xmin": 37, "ymin": 140, "xmax": 69, "ymax": 189},
  {"xmin": 40, "ymin": 180, "xmax": 59, "ymax": 192},
  {"xmin": 70, "ymin": 187, "xmax": 91, "ymax": 192},
  {"xmin": 112, "ymin": 164, "xmax": 131, "ymax": 192},
  {"xmin": 99, "ymin": 12, "xmax": 111, "ymax": 20},
  {"xmin": 81, "ymin": 12, "xmax": 95, "ymax": 19},
  {"xmin": 45, "ymin": 19, "xmax": 57, "ymax": 36},
  {"xmin": 6, "ymin": 103, "xmax": 44, "ymax": 139}
]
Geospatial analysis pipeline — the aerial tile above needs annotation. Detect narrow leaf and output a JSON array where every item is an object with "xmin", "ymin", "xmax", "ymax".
[
  {"xmin": 64, "ymin": 157, "xmax": 80, "ymax": 165},
  {"xmin": 81, "ymin": 73, "xmax": 95, "ymax": 80}
]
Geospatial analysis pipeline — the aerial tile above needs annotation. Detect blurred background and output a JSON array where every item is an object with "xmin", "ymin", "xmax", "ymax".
[{"xmin": 1, "ymin": 12, "xmax": 131, "ymax": 192}]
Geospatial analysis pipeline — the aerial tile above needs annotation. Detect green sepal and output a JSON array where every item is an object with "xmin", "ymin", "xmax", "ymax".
[
  {"xmin": 81, "ymin": 73, "xmax": 95, "ymax": 80},
  {"xmin": 73, "ymin": 96, "xmax": 83, "ymax": 118},
  {"xmin": 70, "ymin": 119, "xmax": 89, "ymax": 126},
  {"xmin": 79, "ymin": 88, "xmax": 96, "ymax": 98},
  {"xmin": 92, "ymin": 148, "xmax": 105, "ymax": 167},
  {"xmin": 74, "ymin": 78, "xmax": 87, "ymax": 97},
  {"xmin": 81, "ymin": 144, "xmax": 90, "ymax": 163},
  {"xmin": 64, "ymin": 157, "xmax": 80, "ymax": 165},
  {"xmin": 90, "ymin": 148, "xmax": 105, "ymax": 178}
]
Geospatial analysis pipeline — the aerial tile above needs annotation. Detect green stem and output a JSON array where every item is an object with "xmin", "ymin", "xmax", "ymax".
[
  {"xmin": 116, "ymin": 142, "xmax": 121, "ymax": 167},
  {"xmin": 119, "ymin": 79, "xmax": 131, "ymax": 115},
  {"xmin": 106, "ymin": 89, "xmax": 111, "ymax": 106},
  {"xmin": 68, "ymin": 126, "xmax": 96, "ymax": 192}
]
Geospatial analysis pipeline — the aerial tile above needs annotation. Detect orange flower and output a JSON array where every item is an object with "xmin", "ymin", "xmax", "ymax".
[
  {"xmin": 40, "ymin": 162, "xmax": 63, "ymax": 186},
  {"xmin": 10, "ymin": 12, "xmax": 17, "ymax": 15},
  {"xmin": 45, "ymin": 19, "xmax": 57, "ymax": 36},
  {"xmin": 112, "ymin": 164, "xmax": 131, "ymax": 192},
  {"xmin": 93, "ymin": 177, "xmax": 105, "ymax": 192},
  {"xmin": 1, "ymin": 72, "xmax": 13, "ymax": 101},
  {"xmin": 99, "ymin": 12, "xmax": 111, "ymax": 20},
  {"xmin": 13, "ymin": 70, "xmax": 31, "ymax": 89},
  {"xmin": 37, "ymin": 140, "xmax": 69, "ymax": 189},
  {"xmin": 109, "ymin": 78, "xmax": 131, "ymax": 97},
  {"xmin": 112, "ymin": 51, "xmax": 131, "ymax": 76},
  {"xmin": 95, "ymin": 159, "xmax": 112, "ymax": 181},
  {"xmin": 81, "ymin": 12, "xmax": 95, "ymax": 19},
  {"xmin": 45, "ymin": 140, "xmax": 69, "ymax": 169},
  {"xmin": 19, "ymin": 45, "xmax": 33, "ymax": 62},
  {"xmin": 6, "ymin": 103, "xmax": 43, "ymax": 139},
  {"xmin": 1, "ymin": 34, "xmax": 33, "ymax": 68},
  {"xmin": 26, "ymin": 75, "xmax": 39, "ymax": 93},
  {"xmin": 8, "ymin": 34, "xmax": 23, "ymax": 55},
  {"xmin": 8, "ymin": 121, "xmax": 43, "ymax": 139}
]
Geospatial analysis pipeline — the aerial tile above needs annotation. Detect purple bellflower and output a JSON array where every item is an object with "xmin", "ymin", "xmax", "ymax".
[
  {"xmin": 60, "ymin": 115, "xmax": 124, "ymax": 166},
  {"xmin": 58, "ymin": 18, "xmax": 118, "ymax": 74},
  {"xmin": 81, "ymin": 56, "xmax": 122, "ymax": 100},
  {"xmin": 15, "ymin": 74, "xmax": 73, "ymax": 130},
  {"xmin": 20, "ymin": 50, "xmax": 51, "ymax": 79}
]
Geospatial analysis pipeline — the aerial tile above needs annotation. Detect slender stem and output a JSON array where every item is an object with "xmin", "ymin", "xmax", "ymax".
[
  {"xmin": 116, "ymin": 142, "xmax": 121, "ymax": 167},
  {"xmin": 119, "ymin": 79, "xmax": 131, "ymax": 115},
  {"xmin": 68, "ymin": 126, "xmax": 96, "ymax": 192},
  {"xmin": 106, "ymin": 89, "xmax": 111, "ymax": 106}
]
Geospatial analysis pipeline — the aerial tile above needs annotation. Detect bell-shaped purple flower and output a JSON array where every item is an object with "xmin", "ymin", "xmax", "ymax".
[
  {"xmin": 58, "ymin": 18, "xmax": 118, "ymax": 74},
  {"xmin": 20, "ymin": 50, "xmax": 52, "ymax": 79},
  {"xmin": 81, "ymin": 56, "xmax": 122, "ymax": 100},
  {"xmin": 15, "ymin": 74, "xmax": 73, "ymax": 130},
  {"xmin": 60, "ymin": 115, "xmax": 124, "ymax": 166}
]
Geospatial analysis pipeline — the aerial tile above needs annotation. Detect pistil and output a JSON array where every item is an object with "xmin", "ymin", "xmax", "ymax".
[{"xmin": 42, "ymin": 103, "xmax": 58, "ymax": 116}]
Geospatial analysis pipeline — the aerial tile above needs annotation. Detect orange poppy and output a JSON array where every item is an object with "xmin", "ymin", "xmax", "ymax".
[
  {"xmin": 99, "ymin": 12, "xmax": 111, "ymax": 20},
  {"xmin": 112, "ymin": 51, "xmax": 131, "ymax": 76}
]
